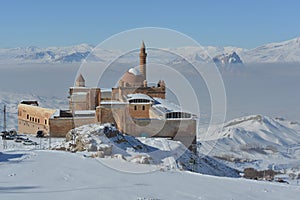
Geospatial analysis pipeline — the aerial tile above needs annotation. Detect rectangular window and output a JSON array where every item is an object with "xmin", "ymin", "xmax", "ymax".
[
  {"xmin": 134, "ymin": 105, "xmax": 137, "ymax": 110},
  {"xmin": 142, "ymin": 105, "xmax": 145, "ymax": 110},
  {"xmin": 45, "ymin": 119, "xmax": 47, "ymax": 125},
  {"xmin": 27, "ymin": 114, "xmax": 29, "ymax": 119}
]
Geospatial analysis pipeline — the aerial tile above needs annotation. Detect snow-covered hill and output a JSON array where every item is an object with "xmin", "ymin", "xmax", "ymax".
[
  {"xmin": 241, "ymin": 37, "xmax": 300, "ymax": 63},
  {"xmin": 1, "ymin": 37, "xmax": 300, "ymax": 64},
  {"xmin": 1, "ymin": 149, "xmax": 299, "ymax": 200},
  {"xmin": 48, "ymin": 123, "xmax": 239, "ymax": 177},
  {"xmin": 199, "ymin": 115, "xmax": 300, "ymax": 172}
]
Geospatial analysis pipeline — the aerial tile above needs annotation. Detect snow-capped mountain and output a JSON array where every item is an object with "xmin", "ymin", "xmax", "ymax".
[
  {"xmin": 199, "ymin": 115, "xmax": 300, "ymax": 171},
  {"xmin": 241, "ymin": 37, "xmax": 300, "ymax": 63},
  {"xmin": 0, "ymin": 44, "xmax": 96, "ymax": 63},
  {"xmin": 213, "ymin": 51, "xmax": 243, "ymax": 67},
  {"xmin": 0, "ymin": 37, "xmax": 300, "ymax": 64}
]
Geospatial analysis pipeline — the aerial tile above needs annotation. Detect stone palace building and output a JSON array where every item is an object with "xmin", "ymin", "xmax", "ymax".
[{"xmin": 18, "ymin": 42, "xmax": 197, "ymax": 149}]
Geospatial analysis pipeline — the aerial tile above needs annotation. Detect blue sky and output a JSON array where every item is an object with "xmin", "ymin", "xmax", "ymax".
[{"xmin": 0, "ymin": 0, "xmax": 299, "ymax": 48}]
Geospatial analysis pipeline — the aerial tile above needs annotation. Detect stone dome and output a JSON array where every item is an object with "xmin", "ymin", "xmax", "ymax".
[
  {"xmin": 128, "ymin": 67, "xmax": 141, "ymax": 76},
  {"xmin": 119, "ymin": 69, "xmax": 144, "ymax": 87}
]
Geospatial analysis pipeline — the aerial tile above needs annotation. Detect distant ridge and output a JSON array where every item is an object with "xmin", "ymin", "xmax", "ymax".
[{"xmin": 0, "ymin": 37, "xmax": 300, "ymax": 64}]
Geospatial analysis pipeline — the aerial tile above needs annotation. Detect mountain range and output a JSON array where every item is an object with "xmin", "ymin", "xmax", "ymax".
[
  {"xmin": 0, "ymin": 37, "xmax": 300, "ymax": 64},
  {"xmin": 200, "ymin": 114, "xmax": 300, "ymax": 172}
]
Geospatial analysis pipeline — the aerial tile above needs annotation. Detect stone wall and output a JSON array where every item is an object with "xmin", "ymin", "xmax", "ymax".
[
  {"xmin": 96, "ymin": 106, "xmax": 116, "ymax": 124},
  {"xmin": 120, "ymin": 118, "xmax": 196, "ymax": 149},
  {"xmin": 112, "ymin": 86, "xmax": 165, "ymax": 100},
  {"xmin": 49, "ymin": 117, "xmax": 96, "ymax": 137},
  {"xmin": 128, "ymin": 103, "xmax": 151, "ymax": 119},
  {"xmin": 18, "ymin": 104, "xmax": 56, "ymax": 135},
  {"xmin": 99, "ymin": 103, "xmax": 197, "ymax": 149},
  {"xmin": 69, "ymin": 87, "xmax": 101, "ymax": 111}
]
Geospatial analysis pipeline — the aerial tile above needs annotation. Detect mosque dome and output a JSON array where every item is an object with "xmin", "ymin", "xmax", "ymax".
[
  {"xmin": 120, "ymin": 69, "xmax": 144, "ymax": 87},
  {"xmin": 128, "ymin": 67, "xmax": 141, "ymax": 76},
  {"xmin": 118, "ymin": 41, "xmax": 147, "ymax": 88}
]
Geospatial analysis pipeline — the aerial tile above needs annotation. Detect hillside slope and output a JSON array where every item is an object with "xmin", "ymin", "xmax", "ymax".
[{"xmin": 199, "ymin": 115, "xmax": 300, "ymax": 171}]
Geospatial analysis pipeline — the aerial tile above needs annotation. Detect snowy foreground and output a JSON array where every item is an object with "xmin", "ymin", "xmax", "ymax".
[
  {"xmin": 1, "ymin": 122, "xmax": 300, "ymax": 200},
  {"xmin": 1, "ymin": 149, "xmax": 300, "ymax": 200}
]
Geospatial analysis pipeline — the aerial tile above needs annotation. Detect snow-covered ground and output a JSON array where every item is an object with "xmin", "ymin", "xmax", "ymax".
[
  {"xmin": 1, "ymin": 149, "xmax": 299, "ymax": 200},
  {"xmin": 200, "ymin": 115, "xmax": 300, "ymax": 177},
  {"xmin": 1, "ymin": 121, "xmax": 300, "ymax": 199}
]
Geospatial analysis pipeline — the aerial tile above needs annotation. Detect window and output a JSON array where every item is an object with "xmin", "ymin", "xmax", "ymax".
[
  {"xmin": 38, "ymin": 119, "xmax": 40, "ymax": 123},
  {"xmin": 142, "ymin": 105, "xmax": 145, "ymax": 110},
  {"xmin": 134, "ymin": 105, "xmax": 137, "ymax": 110},
  {"xmin": 44, "ymin": 119, "xmax": 47, "ymax": 125},
  {"xmin": 27, "ymin": 114, "xmax": 29, "ymax": 119}
]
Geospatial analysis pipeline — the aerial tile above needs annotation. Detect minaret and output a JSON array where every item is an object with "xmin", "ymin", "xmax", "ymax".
[
  {"xmin": 75, "ymin": 74, "xmax": 85, "ymax": 87},
  {"xmin": 139, "ymin": 41, "xmax": 147, "ymax": 81}
]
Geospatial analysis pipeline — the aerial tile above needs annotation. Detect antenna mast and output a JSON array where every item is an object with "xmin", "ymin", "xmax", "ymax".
[{"xmin": 3, "ymin": 105, "xmax": 6, "ymax": 132}]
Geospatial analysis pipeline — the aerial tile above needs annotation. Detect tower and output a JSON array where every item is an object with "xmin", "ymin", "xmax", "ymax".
[
  {"xmin": 139, "ymin": 41, "xmax": 147, "ymax": 81},
  {"xmin": 75, "ymin": 74, "xmax": 85, "ymax": 87}
]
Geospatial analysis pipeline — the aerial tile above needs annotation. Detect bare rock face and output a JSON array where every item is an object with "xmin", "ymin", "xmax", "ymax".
[
  {"xmin": 98, "ymin": 144, "xmax": 112, "ymax": 155},
  {"xmin": 213, "ymin": 51, "xmax": 243, "ymax": 67},
  {"xmin": 91, "ymin": 151, "xmax": 105, "ymax": 158},
  {"xmin": 65, "ymin": 130, "xmax": 74, "ymax": 142},
  {"xmin": 65, "ymin": 125, "xmax": 112, "ymax": 155},
  {"xmin": 86, "ymin": 142, "xmax": 98, "ymax": 152},
  {"xmin": 131, "ymin": 155, "xmax": 152, "ymax": 164},
  {"xmin": 111, "ymin": 154, "xmax": 126, "ymax": 160}
]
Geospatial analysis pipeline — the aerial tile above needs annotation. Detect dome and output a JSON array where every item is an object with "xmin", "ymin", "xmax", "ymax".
[
  {"xmin": 120, "ymin": 71, "xmax": 144, "ymax": 87},
  {"xmin": 128, "ymin": 67, "xmax": 141, "ymax": 76}
]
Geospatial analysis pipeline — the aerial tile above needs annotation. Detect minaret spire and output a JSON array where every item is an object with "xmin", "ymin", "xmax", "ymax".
[{"xmin": 139, "ymin": 41, "xmax": 147, "ymax": 81}]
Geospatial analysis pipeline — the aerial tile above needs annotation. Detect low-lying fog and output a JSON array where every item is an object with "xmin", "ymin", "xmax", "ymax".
[{"xmin": 0, "ymin": 62, "xmax": 299, "ymax": 122}]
